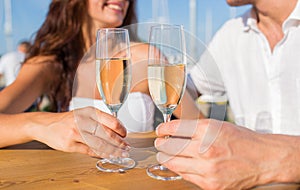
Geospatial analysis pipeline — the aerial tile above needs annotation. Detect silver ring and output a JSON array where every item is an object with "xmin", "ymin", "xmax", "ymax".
[{"xmin": 93, "ymin": 123, "xmax": 99, "ymax": 135}]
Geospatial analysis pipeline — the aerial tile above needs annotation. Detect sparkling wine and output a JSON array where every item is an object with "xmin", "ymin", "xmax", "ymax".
[
  {"xmin": 96, "ymin": 58, "xmax": 131, "ymax": 113},
  {"xmin": 148, "ymin": 64, "xmax": 186, "ymax": 114}
]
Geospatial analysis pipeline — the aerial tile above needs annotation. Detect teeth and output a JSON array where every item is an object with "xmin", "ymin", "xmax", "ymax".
[{"xmin": 107, "ymin": 4, "xmax": 122, "ymax": 11}]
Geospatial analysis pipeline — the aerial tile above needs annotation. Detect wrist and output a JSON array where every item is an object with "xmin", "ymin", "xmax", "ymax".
[
  {"xmin": 0, "ymin": 112, "xmax": 44, "ymax": 147},
  {"xmin": 22, "ymin": 112, "xmax": 41, "ymax": 142},
  {"xmin": 258, "ymin": 134, "xmax": 300, "ymax": 184},
  {"xmin": 23, "ymin": 112, "xmax": 53, "ymax": 143},
  {"xmin": 275, "ymin": 135, "xmax": 300, "ymax": 183}
]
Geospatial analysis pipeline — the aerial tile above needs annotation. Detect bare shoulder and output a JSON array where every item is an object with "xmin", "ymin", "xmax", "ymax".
[
  {"xmin": 0, "ymin": 55, "xmax": 63, "ymax": 112},
  {"xmin": 130, "ymin": 42, "xmax": 149, "ymax": 60},
  {"xmin": 129, "ymin": 42, "xmax": 149, "ymax": 94},
  {"xmin": 18, "ymin": 55, "xmax": 63, "ymax": 91},
  {"xmin": 131, "ymin": 42, "xmax": 149, "ymax": 49},
  {"xmin": 25, "ymin": 55, "xmax": 59, "ymax": 67},
  {"xmin": 24, "ymin": 55, "xmax": 62, "ymax": 74}
]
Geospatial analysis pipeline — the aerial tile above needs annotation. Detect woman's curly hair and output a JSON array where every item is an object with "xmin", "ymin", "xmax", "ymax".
[{"xmin": 25, "ymin": 0, "xmax": 137, "ymax": 112}]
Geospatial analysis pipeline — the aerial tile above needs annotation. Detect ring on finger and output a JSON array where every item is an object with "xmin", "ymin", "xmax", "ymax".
[{"xmin": 93, "ymin": 123, "xmax": 99, "ymax": 135}]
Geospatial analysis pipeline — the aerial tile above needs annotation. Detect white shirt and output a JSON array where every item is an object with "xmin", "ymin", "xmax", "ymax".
[
  {"xmin": 0, "ymin": 51, "xmax": 24, "ymax": 86},
  {"xmin": 69, "ymin": 92, "xmax": 155, "ymax": 133},
  {"xmin": 190, "ymin": 2, "xmax": 300, "ymax": 135}
]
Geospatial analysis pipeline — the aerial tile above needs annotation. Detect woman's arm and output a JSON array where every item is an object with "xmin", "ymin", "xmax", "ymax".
[
  {"xmin": 0, "ymin": 56, "xmax": 60, "ymax": 113},
  {"xmin": 0, "ymin": 107, "xmax": 130, "ymax": 158}
]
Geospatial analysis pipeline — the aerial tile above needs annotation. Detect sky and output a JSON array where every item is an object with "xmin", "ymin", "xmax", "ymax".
[{"xmin": 0, "ymin": 0, "xmax": 250, "ymax": 55}]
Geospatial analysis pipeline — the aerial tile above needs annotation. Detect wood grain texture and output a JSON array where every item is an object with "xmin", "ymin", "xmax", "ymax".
[
  {"xmin": 0, "ymin": 150, "xmax": 200, "ymax": 190},
  {"xmin": 1, "ymin": 131, "xmax": 299, "ymax": 190}
]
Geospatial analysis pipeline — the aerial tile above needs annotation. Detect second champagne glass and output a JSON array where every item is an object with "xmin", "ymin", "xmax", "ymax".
[
  {"xmin": 95, "ymin": 28, "xmax": 136, "ymax": 172},
  {"xmin": 147, "ymin": 24, "xmax": 187, "ymax": 180}
]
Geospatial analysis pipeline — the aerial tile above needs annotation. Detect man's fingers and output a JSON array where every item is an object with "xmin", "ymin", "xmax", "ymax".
[
  {"xmin": 156, "ymin": 152, "xmax": 207, "ymax": 176},
  {"xmin": 156, "ymin": 153, "xmax": 208, "ymax": 189},
  {"xmin": 155, "ymin": 137, "xmax": 200, "ymax": 157},
  {"xmin": 156, "ymin": 119, "xmax": 223, "ymax": 154},
  {"xmin": 156, "ymin": 119, "xmax": 201, "ymax": 138}
]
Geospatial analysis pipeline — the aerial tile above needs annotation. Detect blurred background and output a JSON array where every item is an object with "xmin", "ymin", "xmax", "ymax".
[
  {"xmin": 0, "ymin": 0, "xmax": 251, "ymax": 120},
  {"xmin": 0, "ymin": 0, "xmax": 250, "ymax": 56}
]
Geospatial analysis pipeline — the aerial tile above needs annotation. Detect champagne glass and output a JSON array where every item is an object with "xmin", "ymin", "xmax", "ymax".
[
  {"xmin": 95, "ymin": 28, "xmax": 136, "ymax": 172},
  {"xmin": 147, "ymin": 24, "xmax": 187, "ymax": 180}
]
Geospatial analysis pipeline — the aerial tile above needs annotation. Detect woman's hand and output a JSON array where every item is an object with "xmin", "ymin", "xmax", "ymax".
[
  {"xmin": 155, "ymin": 119, "xmax": 300, "ymax": 190},
  {"xmin": 31, "ymin": 107, "xmax": 129, "ymax": 158}
]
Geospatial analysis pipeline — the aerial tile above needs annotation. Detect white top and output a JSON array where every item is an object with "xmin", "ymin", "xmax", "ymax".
[
  {"xmin": 69, "ymin": 92, "xmax": 155, "ymax": 133},
  {"xmin": 190, "ymin": 2, "xmax": 300, "ymax": 135},
  {"xmin": 0, "ymin": 51, "xmax": 24, "ymax": 86}
]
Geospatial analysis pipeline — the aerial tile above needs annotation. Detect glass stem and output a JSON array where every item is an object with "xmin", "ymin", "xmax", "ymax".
[
  {"xmin": 163, "ymin": 113, "xmax": 172, "ymax": 123},
  {"xmin": 161, "ymin": 113, "xmax": 172, "ymax": 169},
  {"xmin": 112, "ymin": 111, "xmax": 118, "ymax": 118}
]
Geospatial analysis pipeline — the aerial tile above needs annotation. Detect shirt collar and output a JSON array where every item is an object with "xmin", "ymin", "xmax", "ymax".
[
  {"xmin": 283, "ymin": 0, "xmax": 300, "ymax": 31},
  {"xmin": 243, "ymin": 1, "xmax": 300, "ymax": 33},
  {"xmin": 242, "ymin": 8, "xmax": 259, "ymax": 32}
]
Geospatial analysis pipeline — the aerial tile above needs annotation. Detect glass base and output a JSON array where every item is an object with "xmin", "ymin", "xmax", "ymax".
[
  {"xmin": 96, "ymin": 158, "xmax": 136, "ymax": 173},
  {"xmin": 146, "ymin": 164, "xmax": 182, "ymax": 181}
]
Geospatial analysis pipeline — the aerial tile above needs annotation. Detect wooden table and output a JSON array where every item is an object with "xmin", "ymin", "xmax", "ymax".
[
  {"xmin": 0, "ymin": 132, "xmax": 200, "ymax": 190},
  {"xmin": 0, "ymin": 149, "xmax": 201, "ymax": 190},
  {"xmin": 0, "ymin": 132, "xmax": 299, "ymax": 190}
]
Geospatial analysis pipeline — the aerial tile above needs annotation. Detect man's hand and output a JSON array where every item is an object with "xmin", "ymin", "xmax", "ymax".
[{"xmin": 155, "ymin": 119, "xmax": 300, "ymax": 190}]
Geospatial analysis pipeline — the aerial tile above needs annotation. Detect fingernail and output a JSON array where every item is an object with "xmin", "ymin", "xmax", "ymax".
[{"xmin": 154, "ymin": 139, "xmax": 158, "ymax": 148}]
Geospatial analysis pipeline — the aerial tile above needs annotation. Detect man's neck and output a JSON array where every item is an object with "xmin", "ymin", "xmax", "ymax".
[
  {"xmin": 253, "ymin": 0, "xmax": 298, "ymax": 51},
  {"xmin": 254, "ymin": 0, "xmax": 297, "ymax": 27}
]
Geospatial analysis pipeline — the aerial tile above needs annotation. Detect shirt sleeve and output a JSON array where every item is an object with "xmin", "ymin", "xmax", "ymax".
[
  {"xmin": 189, "ymin": 31, "xmax": 227, "ymax": 100},
  {"xmin": 0, "ymin": 57, "xmax": 4, "ymax": 73}
]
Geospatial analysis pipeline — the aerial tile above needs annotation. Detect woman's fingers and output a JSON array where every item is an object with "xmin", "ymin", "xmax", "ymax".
[
  {"xmin": 77, "ymin": 119, "xmax": 128, "ymax": 148},
  {"xmin": 68, "ymin": 107, "xmax": 130, "ymax": 158},
  {"xmin": 74, "ymin": 107, "xmax": 127, "ymax": 138},
  {"xmin": 70, "ymin": 142, "xmax": 93, "ymax": 155},
  {"xmin": 90, "ymin": 107, "xmax": 127, "ymax": 137},
  {"xmin": 60, "ymin": 126, "xmax": 128, "ymax": 158},
  {"xmin": 75, "ymin": 125, "xmax": 129, "ymax": 158},
  {"xmin": 95, "ymin": 124, "xmax": 129, "ymax": 148},
  {"xmin": 83, "ymin": 132, "xmax": 129, "ymax": 158},
  {"xmin": 70, "ymin": 142, "xmax": 107, "ymax": 158}
]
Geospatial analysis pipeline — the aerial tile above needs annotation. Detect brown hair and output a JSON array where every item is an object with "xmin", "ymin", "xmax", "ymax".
[{"xmin": 26, "ymin": 0, "xmax": 137, "ymax": 112}]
